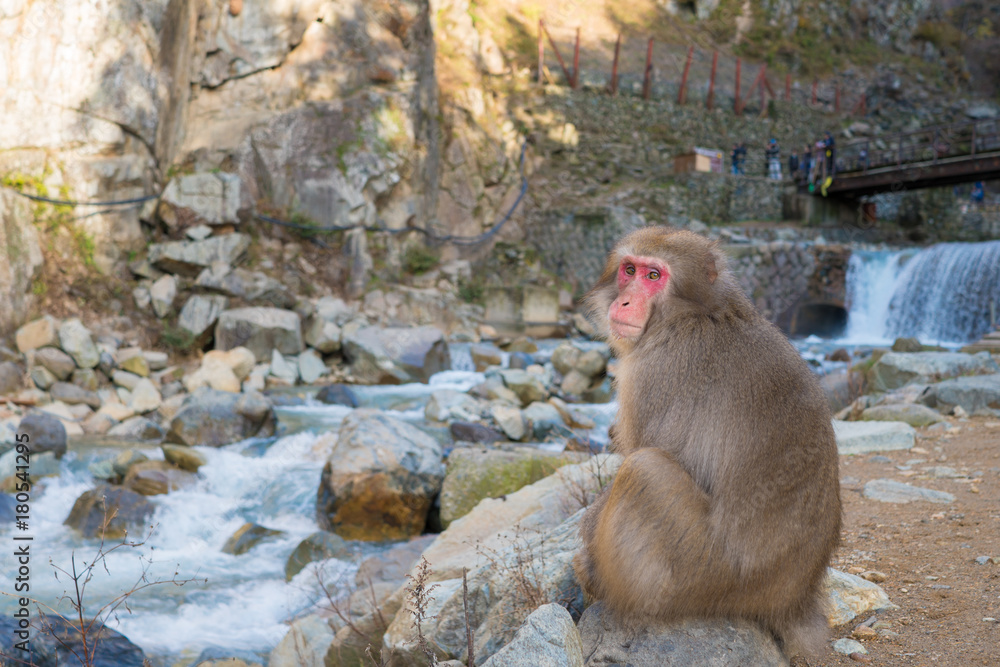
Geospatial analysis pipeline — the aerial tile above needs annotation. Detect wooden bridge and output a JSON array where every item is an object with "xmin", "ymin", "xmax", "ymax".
[{"xmin": 799, "ymin": 117, "xmax": 1000, "ymax": 198}]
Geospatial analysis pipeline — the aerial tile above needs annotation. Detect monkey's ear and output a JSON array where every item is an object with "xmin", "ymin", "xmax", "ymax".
[{"xmin": 706, "ymin": 255, "xmax": 718, "ymax": 285}]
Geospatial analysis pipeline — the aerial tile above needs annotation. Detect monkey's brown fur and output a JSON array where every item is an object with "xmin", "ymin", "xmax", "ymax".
[{"xmin": 575, "ymin": 227, "xmax": 841, "ymax": 656}]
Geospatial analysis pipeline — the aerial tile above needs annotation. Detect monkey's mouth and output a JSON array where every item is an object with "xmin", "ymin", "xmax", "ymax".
[{"xmin": 610, "ymin": 319, "xmax": 643, "ymax": 338}]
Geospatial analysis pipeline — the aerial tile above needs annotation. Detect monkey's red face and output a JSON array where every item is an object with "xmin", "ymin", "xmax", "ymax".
[{"xmin": 608, "ymin": 255, "xmax": 670, "ymax": 340}]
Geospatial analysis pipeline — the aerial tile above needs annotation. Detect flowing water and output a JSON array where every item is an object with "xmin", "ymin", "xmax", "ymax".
[
  {"xmin": 841, "ymin": 241, "xmax": 1000, "ymax": 346},
  {"xmin": 0, "ymin": 346, "xmax": 617, "ymax": 665}
]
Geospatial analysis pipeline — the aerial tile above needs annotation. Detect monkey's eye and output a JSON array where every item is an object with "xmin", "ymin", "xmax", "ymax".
[
  {"xmin": 624, "ymin": 265, "xmax": 635, "ymax": 276},
  {"xmin": 647, "ymin": 270, "xmax": 660, "ymax": 280}
]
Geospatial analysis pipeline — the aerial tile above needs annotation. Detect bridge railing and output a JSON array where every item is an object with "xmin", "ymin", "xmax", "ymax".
[{"xmin": 834, "ymin": 118, "xmax": 1000, "ymax": 176}]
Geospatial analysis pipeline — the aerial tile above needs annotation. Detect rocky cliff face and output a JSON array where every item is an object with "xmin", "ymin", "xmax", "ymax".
[{"xmin": 0, "ymin": 0, "xmax": 529, "ymax": 333}]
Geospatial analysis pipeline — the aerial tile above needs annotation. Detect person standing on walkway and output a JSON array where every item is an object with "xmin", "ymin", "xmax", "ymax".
[
  {"xmin": 766, "ymin": 138, "xmax": 782, "ymax": 180},
  {"xmin": 788, "ymin": 148, "xmax": 799, "ymax": 180},
  {"xmin": 801, "ymin": 144, "xmax": 812, "ymax": 183},
  {"xmin": 823, "ymin": 131, "xmax": 836, "ymax": 176}
]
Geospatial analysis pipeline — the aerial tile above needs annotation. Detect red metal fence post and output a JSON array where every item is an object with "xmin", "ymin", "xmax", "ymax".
[
  {"xmin": 734, "ymin": 57, "xmax": 742, "ymax": 115},
  {"xmin": 540, "ymin": 21, "xmax": 574, "ymax": 86},
  {"xmin": 678, "ymin": 44, "xmax": 694, "ymax": 105},
  {"xmin": 759, "ymin": 66, "xmax": 766, "ymax": 114},
  {"xmin": 571, "ymin": 27, "xmax": 581, "ymax": 89},
  {"xmin": 609, "ymin": 33, "xmax": 621, "ymax": 95},
  {"xmin": 706, "ymin": 50, "xmax": 718, "ymax": 110},
  {"xmin": 642, "ymin": 37, "xmax": 654, "ymax": 100},
  {"xmin": 537, "ymin": 20, "xmax": 544, "ymax": 85}
]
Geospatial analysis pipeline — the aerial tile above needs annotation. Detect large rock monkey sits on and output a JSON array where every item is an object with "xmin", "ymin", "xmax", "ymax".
[{"xmin": 574, "ymin": 227, "xmax": 841, "ymax": 657}]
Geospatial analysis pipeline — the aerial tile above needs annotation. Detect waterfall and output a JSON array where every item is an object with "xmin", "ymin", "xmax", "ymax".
[
  {"xmin": 841, "ymin": 249, "xmax": 913, "ymax": 343},
  {"xmin": 885, "ymin": 241, "xmax": 1000, "ymax": 344},
  {"xmin": 843, "ymin": 242, "xmax": 1000, "ymax": 345}
]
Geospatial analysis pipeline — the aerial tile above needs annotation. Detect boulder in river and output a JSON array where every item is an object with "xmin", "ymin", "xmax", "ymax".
[
  {"xmin": 0, "ymin": 616, "xmax": 148, "ymax": 667},
  {"xmin": 315, "ymin": 383, "xmax": 359, "ymax": 407},
  {"xmin": 64, "ymin": 485, "xmax": 155, "ymax": 539},
  {"xmin": 284, "ymin": 530, "xmax": 352, "ymax": 581},
  {"xmin": 123, "ymin": 461, "xmax": 197, "ymax": 496},
  {"xmin": 222, "ymin": 522, "xmax": 285, "ymax": 556},
  {"xmin": 316, "ymin": 409, "xmax": 444, "ymax": 541},
  {"xmin": 166, "ymin": 388, "xmax": 275, "ymax": 447},
  {"xmin": 18, "ymin": 411, "xmax": 68, "ymax": 458}
]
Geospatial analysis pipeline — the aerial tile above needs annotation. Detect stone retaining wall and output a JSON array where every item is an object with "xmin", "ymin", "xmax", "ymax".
[{"xmin": 526, "ymin": 210, "xmax": 849, "ymax": 333}]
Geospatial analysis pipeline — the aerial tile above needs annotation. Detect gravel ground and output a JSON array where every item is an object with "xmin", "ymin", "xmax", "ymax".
[{"xmin": 811, "ymin": 416, "xmax": 1000, "ymax": 666}]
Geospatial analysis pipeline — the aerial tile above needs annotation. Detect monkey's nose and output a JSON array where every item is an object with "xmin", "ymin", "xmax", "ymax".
[{"xmin": 621, "ymin": 301, "xmax": 629, "ymax": 307}]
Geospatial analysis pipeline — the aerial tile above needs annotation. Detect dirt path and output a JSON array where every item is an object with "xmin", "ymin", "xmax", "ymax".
[{"xmin": 813, "ymin": 416, "xmax": 1000, "ymax": 666}]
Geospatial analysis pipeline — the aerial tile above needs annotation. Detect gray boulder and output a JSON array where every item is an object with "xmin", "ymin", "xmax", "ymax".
[
  {"xmin": 481, "ymin": 604, "xmax": 583, "ymax": 667},
  {"xmin": 341, "ymin": 324, "xmax": 450, "ymax": 384},
  {"xmin": 18, "ymin": 412, "xmax": 68, "ymax": 457},
  {"xmin": 471, "ymin": 343, "xmax": 503, "ymax": 371},
  {"xmin": 867, "ymin": 352, "xmax": 999, "ymax": 392},
  {"xmin": 824, "ymin": 568, "xmax": 898, "ymax": 626},
  {"xmin": 34, "ymin": 347, "xmax": 76, "ymax": 380},
  {"xmin": 149, "ymin": 274, "xmax": 177, "ymax": 318},
  {"xmin": 425, "ymin": 389, "xmax": 485, "ymax": 422},
  {"xmin": 861, "ymin": 403, "xmax": 944, "ymax": 427},
  {"xmin": 578, "ymin": 602, "xmax": 787, "ymax": 667},
  {"xmin": 316, "ymin": 409, "xmax": 444, "ymax": 541},
  {"xmin": 49, "ymin": 382, "xmax": 101, "ymax": 409},
  {"xmin": 499, "ymin": 369, "xmax": 549, "ymax": 406},
  {"xmin": 383, "ymin": 513, "xmax": 585, "ymax": 664},
  {"xmin": 0, "ymin": 361, "xmax": 22, "ymax": 395},
  {"xmin": 919, "ymin": 374, "xmax": 1000, "ymax": 415},
  {"xmin": 862, "ymin": 479, "xmax": 956, "ymax": 504},
  {"xmin": 298, "ymin": 348, "xmax": 327, "ymax": 384},
  {"xmin": 147, "ymin": 233, "xmax": 251, "ymax": 277},
  {"xmin": 177, "ymin": 294, "xmax": 229, "ymax": 345},
  {"xmin": 158, "ymin": 172, "xmax": 241, "ymax": 227},
  {"xmin": 108, "ymin": 417, "xmax": 166, "ymax": 443},
  {"xmin": 166, "ymin": 388, "xmax": 275, "ymax": 447},
  {"xmin": 214, "ymin": 307, "xmax": 303, "ymax": 359},
  {"xmin": 523, "ymin": 401, "xmax": 571, "ymax": 439},
  {"xmin": 196, "ymin": 265, "xmax": 294, "ymax": 308},
  {"xmin": 551, "ymin": 342, "xmax": 582, "ymax": 375},
  {"xmin": 833, "ymin": 419, "xmax": 915, "ymax": 454},
  {"xmin": 303, "ymin": 316, "xmax": 342, "ymax": 354},
  {"xmin": 267, "ymin": 614, "xmax": 336, "ymax": 667},
  {"xmin": 58, "ymin": 318, "xmax": 100, "ymax": 369}
]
